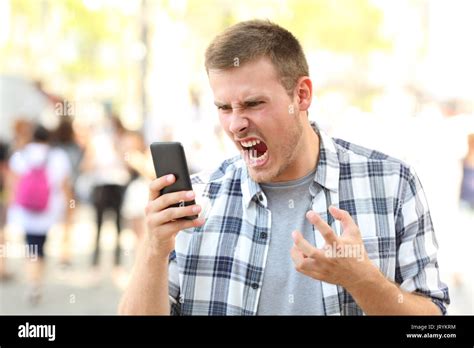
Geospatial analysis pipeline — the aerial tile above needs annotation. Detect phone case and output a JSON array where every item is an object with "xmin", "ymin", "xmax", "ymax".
[{"xmin": 150, "ymin": 142, "xmax": 197, "ymax": 220}]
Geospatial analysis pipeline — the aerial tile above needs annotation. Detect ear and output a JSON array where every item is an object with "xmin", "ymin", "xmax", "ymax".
[{"xmin": 295, "ymin": 77, "xmax": 312, "ymax": 113}]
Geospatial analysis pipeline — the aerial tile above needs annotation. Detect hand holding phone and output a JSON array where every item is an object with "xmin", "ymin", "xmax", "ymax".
[
  {"xmin": 150, "ymin": 142, "xmax": 198, "ymax": 220},
  {"xmin": 146, "ymin": 174, "xmax": 204, "ymax": 257},
  {"xmin": 146, "ymin": 142, "xmax": 205, "ymax": 257}
]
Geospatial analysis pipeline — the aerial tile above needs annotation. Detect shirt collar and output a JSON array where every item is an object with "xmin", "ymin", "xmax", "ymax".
[
  {"xmin": 241, "ymin": 163, "xmax": 263, "ymax": 208},
  {"xmin": 240, "ymin": 121, "xmax": 340, "ymax": 208},
  {"xmin": 311, "ymin": 121, "xmax": 340, "ymax": 194}
]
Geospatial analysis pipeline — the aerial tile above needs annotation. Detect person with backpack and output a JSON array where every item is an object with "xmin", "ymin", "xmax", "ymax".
[{"xmin": 8, "ymin": 124, "xmax": 72, "ymax": 304}]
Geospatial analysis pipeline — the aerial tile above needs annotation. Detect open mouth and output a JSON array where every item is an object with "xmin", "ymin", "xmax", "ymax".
[{"xmin": 238, "ymin": 138, "xmax": 269, "ymax": 167}]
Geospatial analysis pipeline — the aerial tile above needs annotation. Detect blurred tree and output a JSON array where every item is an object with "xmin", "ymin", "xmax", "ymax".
[
  {"xmin": 166, "ymin": 0, "xmax": 391, "ymax": 111},
  {"xmin": 165, "ymin": 0, "xmax": 389, "ymax": 61},
  {"xmin": 3, "ymin": 0, "xmax": 141, "ymax": 118},
  {"xmin": 2, "ymin": 0, "xmax": 391, "ymax": 119},
  {"xmin": 6, "ymin": 0, "xmax": 138, "ymax": 79},
  {"xmin": 284, "ymin": 0, "xmax": 389, "ymax": 54}
]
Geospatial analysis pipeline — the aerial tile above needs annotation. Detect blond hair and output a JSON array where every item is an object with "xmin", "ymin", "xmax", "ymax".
[{"xmin": 205, "ymin": 20, "xmax": 309, "ymax": 96}]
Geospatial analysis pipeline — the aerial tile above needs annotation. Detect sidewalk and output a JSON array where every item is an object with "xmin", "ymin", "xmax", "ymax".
[{"xmin": 0, "ymin": 204, "xmax": 135, "ymax": 314}]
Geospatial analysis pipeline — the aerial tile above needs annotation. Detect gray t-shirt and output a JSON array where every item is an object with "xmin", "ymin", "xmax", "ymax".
[{"xmin": 257, "ymin": 168, "xmax": 325, "ymax": 315}]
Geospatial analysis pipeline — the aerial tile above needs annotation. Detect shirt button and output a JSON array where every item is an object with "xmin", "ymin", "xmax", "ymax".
[
  {"xmin": 260, "ymin": 232, "xmax": 267, "ymax": 239},
  {"xmin": 251, "ymin": 283, "xmax": 259, "ymax": 290}
]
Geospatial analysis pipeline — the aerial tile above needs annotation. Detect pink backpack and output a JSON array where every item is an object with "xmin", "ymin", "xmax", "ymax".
[{"xmin": 15, "ymin": 152, "xmax": 50, "ymax": 212}]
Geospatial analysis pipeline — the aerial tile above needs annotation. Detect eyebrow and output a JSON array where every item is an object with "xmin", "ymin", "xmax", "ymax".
[{"xmin": 214, "ymin": 101, "xmax": 228, "ymax": 108}]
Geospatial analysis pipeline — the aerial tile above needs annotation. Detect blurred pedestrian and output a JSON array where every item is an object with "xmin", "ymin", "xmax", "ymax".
[
  {"xmin": 12, "ymin": 118, "xmax": 32, "ymax": 151},
  {"xmin": 121, "ymin": 131, "xmax": 150, "ymax": 245},
  {"xmin": 8, "ymin": 124, "xmax": 72, "ymax": 304},
  {"xmin": 460, "ymin": 133, "xmax": 474, "ymax": 209},
  {"xmin": 450, "ymin": 133, "xmax": 474, "ymax": 288},
  {"xmin": 81, "ymin": 114, "xmax": 129, "ymax": 270},
  {"xmin": 456, "ymin": 133, "xmax": 474, "ymax": 285},
  {"xmin": 52, "ymin": 117, "xmax": 84, "ymax": 267},
  {"xmin": 110, "ymin": 130, "xmax": 151, "ymax": 289},
  {"xmin": 0, "ymin": 141, "xmax": 13, "ymax": 281}
]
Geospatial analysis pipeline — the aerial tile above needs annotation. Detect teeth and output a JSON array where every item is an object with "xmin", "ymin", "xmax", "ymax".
[
  {"xmin": 241, "ymin": 147, "xmax": 268, "ymax": 168},
  {"xmin": 248, "ymin": 148, "xmax": 268, "ymax": 160},
  {"xmin": 247, "ymin": 149, "xmax": 268, "ymax": 165},
  {"xmin": 240, "ymin": 139, "xmax": 262, "ymax": 148},
  {"xmin": 249, "ymin": 149, "xmax": 258, "ymax": 160}
]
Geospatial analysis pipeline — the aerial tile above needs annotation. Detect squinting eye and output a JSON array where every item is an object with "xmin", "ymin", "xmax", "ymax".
[
  {"xmin": 246, "ymin": 101, "xmax": 264, "ymax": 107},
  {"xmin": 217, "ymin": 106, "xmax": 231, "ymax": 111}
]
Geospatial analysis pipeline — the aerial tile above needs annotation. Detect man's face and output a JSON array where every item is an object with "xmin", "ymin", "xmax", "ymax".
[{"xmin": 209, "ymin": 57, "xmax": 303, "ymax": 183}]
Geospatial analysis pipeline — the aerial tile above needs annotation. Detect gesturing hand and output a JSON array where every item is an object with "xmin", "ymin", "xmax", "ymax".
[{"xmin": 290, "ymin": 206, "xmax": 378, "ymax": 292}]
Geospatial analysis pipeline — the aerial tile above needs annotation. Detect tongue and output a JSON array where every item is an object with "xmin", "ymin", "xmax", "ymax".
[{"xmin": 253, "ymin": 142, "xmax": 268, "ymax": 156}]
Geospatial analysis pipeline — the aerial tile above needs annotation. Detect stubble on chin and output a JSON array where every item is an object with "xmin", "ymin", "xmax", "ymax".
[
  {"xmin": 248, "ymin": 136, "xmax": 302, "ymax": 184},
  {"xmin": 240, "ymin": 118, "xmax": 304, "ymax": 183}
]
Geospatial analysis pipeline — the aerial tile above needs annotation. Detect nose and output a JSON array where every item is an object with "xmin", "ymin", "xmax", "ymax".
[{"xmin": 229, "ymin": 112, "xmax": 249, "ymax": 136}]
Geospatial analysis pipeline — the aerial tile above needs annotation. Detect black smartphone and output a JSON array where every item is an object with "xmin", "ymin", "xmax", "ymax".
[{"xmin": 150, "ymin": 142, "xmax": 197, "ymax": 220}]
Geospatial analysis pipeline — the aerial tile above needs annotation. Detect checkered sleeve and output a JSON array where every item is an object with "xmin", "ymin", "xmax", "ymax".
[
  {"xmin": 395, "ymin": 165, "xmax": 450, "ymax": 314},
  {"xmin": 168, "ymin": 250, "xmax": 181, "ymax": 315}
]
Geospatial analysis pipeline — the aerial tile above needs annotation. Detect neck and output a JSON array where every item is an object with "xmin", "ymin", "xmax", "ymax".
[{"xmin": 297, "ymin": 120, "xmax": 320, "ymax": 176}]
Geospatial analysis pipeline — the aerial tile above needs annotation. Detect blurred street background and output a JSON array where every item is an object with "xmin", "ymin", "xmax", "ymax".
[{"xmin": 0, "ymin": 0, "xmax": 473, "ymax": 315}]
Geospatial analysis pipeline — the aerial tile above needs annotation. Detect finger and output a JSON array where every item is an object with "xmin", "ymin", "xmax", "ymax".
[
  {"xmin": 290, "ymin": 244, "xmax": 306, "ymax": 264},
  {"xmin": 151, "ymin": 217, "xmax": 206, "ymax": 243},
  {"xmin": 291, "ymin": 230, "xmax": 324, "ymax": 259},
  {"xmin": 157, "ymin": 204, "xmax": 202, "ymax": 224},
  {"xmin": 306, "ymin": 211, "xmax": 338, "ymax": 245},
  {"xmin": 291, "ymin": 245, "xmax": 322, "ymax": 277},
  {"xmin": 149, "ymin": 174, "xmax": 175, "ymax": 201},
  {"xmin": 159, "ymin": 217, "xmax": 206, "ymax": 239},
  {"xmin": 147, "ymin": 190, "xmax": 196, "ymax": 213},
  {"xmin": 328, "ymin": 206, "xmax": 358, "ymax": 235}
]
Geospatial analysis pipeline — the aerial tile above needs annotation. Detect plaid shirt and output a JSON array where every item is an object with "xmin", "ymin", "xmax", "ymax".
[{"xmin": 168, "ymin": 122, "xmax": 450, "ymax": 315}]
